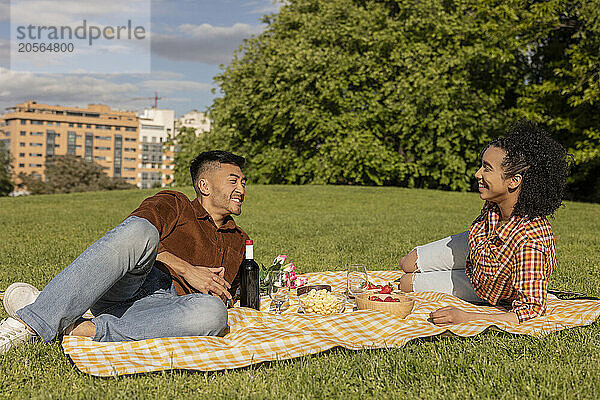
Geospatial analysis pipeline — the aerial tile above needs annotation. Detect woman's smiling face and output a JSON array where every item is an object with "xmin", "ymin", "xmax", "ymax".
[{"xmin": 474, "ymin": 146, "xmax": 512, "ymax": 203}]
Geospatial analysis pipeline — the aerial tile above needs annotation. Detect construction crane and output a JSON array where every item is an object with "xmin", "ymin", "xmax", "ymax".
[{"xmin": 131, "ymin": 92, "xmax": 165, "ymax": 109}]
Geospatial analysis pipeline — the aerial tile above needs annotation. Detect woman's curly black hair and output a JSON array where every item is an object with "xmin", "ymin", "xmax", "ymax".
[{"xmin": 484, "ymin": 119, "xmax": 570, "ymax": 219}]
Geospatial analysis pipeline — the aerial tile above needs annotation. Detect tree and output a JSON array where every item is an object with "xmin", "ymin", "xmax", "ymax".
[
  {"xmin": 182, "ymin": 0, "xmax": 533, "ymax": 190},
  {"xmin": 19, "ymin": 155, "xmax": 136, "ymax": 194},
  {"xmin": 171, "ymin": 126, "xmax": 199, "ymax": 186},
  {"xmin": 174, "ymin": 0, "xmax": 599, "ymax": 201},
  {"xmin": 0, "ymin": 140, "xmax": 13, "ymax": 196},
  {"xmin": 515, "ymin": 1, "xmax": 600, "ymax": 202}
]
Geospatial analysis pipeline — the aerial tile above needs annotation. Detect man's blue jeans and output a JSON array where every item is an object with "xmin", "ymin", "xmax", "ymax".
[{"xmin": 17, "ymin": 216, "xmax": 228, "ymax": 342}]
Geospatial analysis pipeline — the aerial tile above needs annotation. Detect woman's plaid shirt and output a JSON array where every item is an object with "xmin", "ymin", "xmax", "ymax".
[{"xmin": 465, "ymin": 203, "xmax": 557, "ymax": 322}]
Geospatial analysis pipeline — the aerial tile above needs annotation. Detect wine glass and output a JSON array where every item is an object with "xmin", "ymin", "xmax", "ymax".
[
  {"xmin": 268, "ymin": 270, "xmax": 290, "ymax": 314},
  {"xmin": 347, "ymin": 264, "xmax": 368, "ymax": 300}
]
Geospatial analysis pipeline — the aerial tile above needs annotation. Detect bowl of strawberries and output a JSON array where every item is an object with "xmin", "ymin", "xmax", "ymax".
[
  {"xmin": 365, "ymin": 282, "xmax": 395, "ymax": 294},
  {"xmin": 355, "ymin": 291, "xmax": 414, "ymax": 318}
]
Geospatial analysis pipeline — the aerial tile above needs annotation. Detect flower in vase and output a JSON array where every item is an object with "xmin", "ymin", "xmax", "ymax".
[
  {"xmin": 274, "ymin": 255, "xmax": 287, "ymax": 264},
  {"xmin": 283, "ymin": 262, "xmax": 295, "ymax": 273}
]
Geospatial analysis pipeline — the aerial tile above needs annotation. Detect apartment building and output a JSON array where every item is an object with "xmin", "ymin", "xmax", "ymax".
[
  {"xmin": 138, "ymin": 108, "xmax": 175, "ymax": 188},
  {"xmin": 0, "ymin": 100, "xmax": 139, "ymax": 185},
  {"xmin": 176, "ymin": 110, "xmax": 211, "ymax": 134}
]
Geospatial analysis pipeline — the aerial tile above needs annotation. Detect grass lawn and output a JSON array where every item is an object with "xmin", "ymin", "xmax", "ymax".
[{"xmin": 1, "ymin": 185, "xmax": 599, "ymax": 399}]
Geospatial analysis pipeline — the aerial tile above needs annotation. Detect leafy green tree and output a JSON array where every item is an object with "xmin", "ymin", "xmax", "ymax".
[
  {"xmin": 183, "ymin": 0, "xmax": 533, "ymax": 190},
  {"xmin": 172, "ymin": 126, "xmax": 200, "ymax": 187},
  {"xmin": 173, "ymin": 0, "xmax": 599, "ymax": 201},
  {"xmin": 19, "ymin": 155, "xmax": 136, "ymax": 194},
  {"xmin": 516, "ymin": 1, "xmax": 600, "ymax": 202},
  {"xmin": 0, "ymin": 140, "xmax": 13, "ymax": 196}
]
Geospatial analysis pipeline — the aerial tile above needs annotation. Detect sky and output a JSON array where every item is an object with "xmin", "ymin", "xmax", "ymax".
[{"xmin": 0, "ymin": 0, "xmax": 282, "ymax": 117}]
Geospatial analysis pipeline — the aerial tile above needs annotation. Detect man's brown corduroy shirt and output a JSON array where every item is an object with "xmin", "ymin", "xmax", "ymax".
[{"xmin": 129, "ymin": 190, "xmax": 249, "ymax": 296}]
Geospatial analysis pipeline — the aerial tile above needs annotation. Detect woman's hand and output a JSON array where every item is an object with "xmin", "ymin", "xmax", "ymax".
[
  {"xmin": 429, "ymin": 306, "xmax": 519, "ymax": 326},
  {"xmin": 429, "ymin": 306, "xmax": 472, "ymax": 326}
]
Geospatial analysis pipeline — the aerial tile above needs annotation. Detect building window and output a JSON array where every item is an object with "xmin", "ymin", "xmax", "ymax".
[
  {"xmin": 31, "ymin": 120, "xmax": 43, "ymax": 125},
  {"xmin": 85, "ymin": 133, "xmax": 93, "ymax": 162},
  {"xmin": 46, "ymin": 130, "xmax": 55, "ymax": 157},
  {"xmin": 77, "ymin": 123, "xmax": 83, "ymax": 128},
  {"xmin": 69, "ymin": 123, "xmax": 74, "ymax": 127},
  {"xmin": 20, "ymin": 120, "xmax": 27, "ymax": 125},
  {"xmin": 124, "ymin": 147, "xmax": 136, "ymax": 152},
  {"xmin": 94, "ymin": 136, "xmax": 111, "ymax": 141},
  {"xmin": 19, "ymin": 153, "xmax": 25, "ymax": 157},
  {"xmin": 125, "ymin": 127, "xmax": 136, "ymax": 132},
  {"xmin": 94, "ymin": 146, "xmax": 111, "ymax": 151},
  {"xmin": 19, "ymin": 163, "xmax": 25, "ymax": 167},
  {"xmin": 30, "ymin": 143, "xmax": 43, "ymax": 147},
  {"xmin": 29, "ymin": 163, "xmax": 43, "ymax": 167},
  {"xmin": 86, "ymin": 124, "xmax": 92, "ymax": 128},
  {"xmin": 124, "ymin": 137, "xmax": 136, "ymax": 142},
  {"xmin": 29, "ymin": 153, "xmax": 43, "ymax": 157},
  {"xmin": 4, "ymin": 132, "xmax": 10, "ymax": 137},
  {"xmin": 115, "ymin": 127, "xmax": 121, "ymax": 131},
  {"xmin": 94, "ymin": 156, "xmax": 107, "ymax": 161},
  {"xmin": 20, "ymin": 131, "xmax": 26, "ymax": 136},
  {"xmin": 19, "ymin": 142, "xmax": 26, "ymax": 147},
  {"xmin": 47, "ymin": 122, "xmax": 54, "ymax": 126},
  {"xmin": 113, "ymin": 134, "xmax": 122, "ymax": 178},
  {"xmin": 124, "ymin": 157, "xmax": 136, "ymax": 161},
  {"xmin": 124, "ymin": 167, "xmax": 135, "ymax": 172},
  {"xmin": 67, "ymin": 131, "xmax": 76, "ymax": 155},
  {"xmin": 141, "ymin": 142, "xmax": 162, "ymax": 164},
  {"xmin": 30, "ymin": 131, "xmax": 43, "ymax": 136}
]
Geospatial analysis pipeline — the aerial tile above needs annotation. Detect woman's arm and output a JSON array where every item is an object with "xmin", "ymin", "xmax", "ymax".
[{"xmin": 429, "ymin": 306, "xmax": 519, "ymax": 326}]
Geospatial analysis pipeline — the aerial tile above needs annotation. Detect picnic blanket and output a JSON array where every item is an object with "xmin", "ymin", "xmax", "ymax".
[{"xmin": 57, "ymin": 270, "xmax": 600, "ymax": 377}]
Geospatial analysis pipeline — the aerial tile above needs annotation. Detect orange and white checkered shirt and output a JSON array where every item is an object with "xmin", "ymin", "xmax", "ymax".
[{"xmin": 465, "ymin": 202, "xmax": 557, "ymax": 322}]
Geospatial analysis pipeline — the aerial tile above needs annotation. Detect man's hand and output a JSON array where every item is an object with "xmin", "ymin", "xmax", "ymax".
[
  {"xmin": 182, "ymin": 265, "xmax": 232, "ymax": 301},
  {"xmin": 156, "ymin": 251, "xmax": 232, "ymax": 303},
  {"xmin": 429, "ymin": 306, "xmax": 519, "ymax": 326}
]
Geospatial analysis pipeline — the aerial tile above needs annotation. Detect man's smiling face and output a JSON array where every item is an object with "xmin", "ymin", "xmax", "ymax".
[{"xmin": 202, "ymin": 162, "xmax": 246, "ymax": 216}]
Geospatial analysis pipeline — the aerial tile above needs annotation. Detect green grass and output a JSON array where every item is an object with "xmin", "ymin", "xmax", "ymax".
[{"xmin": 1, "ymin": 185, "xmax": 599, "ymax": 399}]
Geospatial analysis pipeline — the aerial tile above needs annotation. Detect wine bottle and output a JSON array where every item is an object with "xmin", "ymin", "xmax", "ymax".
[{"xmin": 240, "ymin": 239, "xmax": 260, "ymax": 310}]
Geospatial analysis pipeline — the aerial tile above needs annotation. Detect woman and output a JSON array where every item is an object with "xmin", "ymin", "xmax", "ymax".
[{"xmin": 398, "ymin": 120, "xmax": 569, "ymax": 325}]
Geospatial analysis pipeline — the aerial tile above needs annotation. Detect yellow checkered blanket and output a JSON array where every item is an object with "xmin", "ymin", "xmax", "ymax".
[{"xmin": 62, "ymin": 271, "xmax": 600, "ymax": 377}]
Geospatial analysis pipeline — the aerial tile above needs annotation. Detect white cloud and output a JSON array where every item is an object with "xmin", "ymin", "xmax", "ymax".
[
  {"xmin": 0, "ymin": 39, "xmax": 9, "ymax": 66},
  {"xmin": 140, "ymin": 79, "xmax": 213, "ymax": 93},
  {"xmin": 0, "ymin": 68, "xmax": 138, "ymax": 111},
  {"xmin": 178, "ymin": 23, "xmax": 262, "ymax": 38},
  {"xmin": 9, "ymin": 0, "xmax": 147, "ymax": 26},
  {"xmin": 151, "ymin": 23, "xmax": 264, "ymax": 64},
  {"xmin": 248, "ymin": 1, "xmax": 283, "ymax": 15},
  {"xmin": 0, "ymin": 0, "xmax": 8, "ymax": 22},
  {"xmin": 0, "ymin": 68, "xmax": 216, "ymax": 113}
]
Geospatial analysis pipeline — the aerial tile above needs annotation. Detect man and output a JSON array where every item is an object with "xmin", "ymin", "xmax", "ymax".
[{"xmin": 0, "ymin": 150, "xmax": 248, "ymax": 352}]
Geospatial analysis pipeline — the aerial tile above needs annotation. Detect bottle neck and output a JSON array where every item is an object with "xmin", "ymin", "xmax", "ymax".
[{"xmin": 245, "ymin": 244, "xmax": 254, "ymax": 260}]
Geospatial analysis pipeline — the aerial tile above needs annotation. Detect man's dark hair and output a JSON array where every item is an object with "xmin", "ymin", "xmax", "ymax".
[
  {"xmin": 483, "ymin": 119, "xmax": 570, "ymax": 218},
  {"xmin": 190, "ymin": 150, "xmax": 246, "ymax": 192}
]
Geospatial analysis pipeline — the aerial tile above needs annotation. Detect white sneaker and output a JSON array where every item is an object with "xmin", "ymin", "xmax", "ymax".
[
  {"xmin": 3, "ymin": 282, "xmax": 41, "ymax": 319},
  {"xmin": 0, "ymin": 317, "xmax": 37, "ymax": 354}
]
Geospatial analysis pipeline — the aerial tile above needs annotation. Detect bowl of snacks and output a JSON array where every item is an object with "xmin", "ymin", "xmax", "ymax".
[
  {"xmin": 298, "ymin": 288, "xmax": 346, "ymax": 315},
  {"xmin": 296, "ymin": 284, "xmax": 332, "ymax": 296},
  {"xmin": 355, "ymin": 292, "xmax": 414, "ymax": 318}
]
